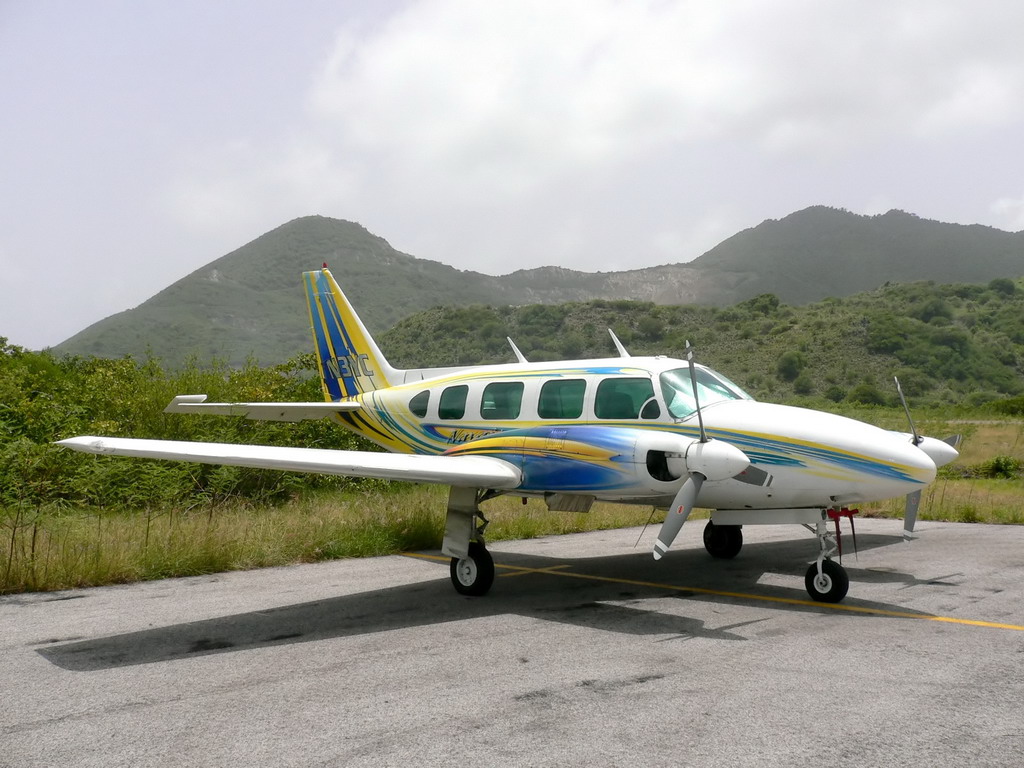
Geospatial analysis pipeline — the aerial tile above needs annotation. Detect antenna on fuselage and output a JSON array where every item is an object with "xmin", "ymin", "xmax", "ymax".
[
  {"xmin": 507, "ymin": 337, "xmax": 528, "ymax": 364},
  {"xmin": 608, "ymin": 329, "xmax": 630, "ymax": 358}
]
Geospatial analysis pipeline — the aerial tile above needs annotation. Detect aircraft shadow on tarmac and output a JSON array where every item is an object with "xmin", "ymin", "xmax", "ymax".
[{"xmin": 39, "ymin": 531, "xmax": 940, "ymax": 672}]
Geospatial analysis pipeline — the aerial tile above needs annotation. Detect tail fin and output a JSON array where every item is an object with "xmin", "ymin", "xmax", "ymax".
[{"xmin": 304, "ymin": 268, "xmax": 399, "ymax": 399}]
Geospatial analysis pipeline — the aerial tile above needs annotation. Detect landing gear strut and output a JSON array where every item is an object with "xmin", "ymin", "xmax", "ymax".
[{"xmin": 443, "ymin": 486, "xmax": 499, "ymax": 596}]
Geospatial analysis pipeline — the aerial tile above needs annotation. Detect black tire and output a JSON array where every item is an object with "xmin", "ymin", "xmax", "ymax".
[
  {"xmin": 703, "ymin": 521, "xmax": 743, "ymax": 559},
  {"xmin": 804, "ymin": 559, "xmax": 849, "ymax": 603},
  {"xmin": 450, "ymin": 542, "xmax": 495, "ymax": 596}
]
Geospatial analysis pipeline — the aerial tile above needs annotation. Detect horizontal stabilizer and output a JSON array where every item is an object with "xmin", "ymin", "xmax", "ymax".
[
  {"xmin": 58, "ymin": 437, "xmax": 523, "ymax": 489},
  {"xmin": 164, "ymin": 395, "xmax": 361, "ymax": 422}
]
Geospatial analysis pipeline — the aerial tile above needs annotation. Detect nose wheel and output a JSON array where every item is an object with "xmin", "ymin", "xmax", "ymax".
[{"xmin": 805, "ymin": 558, "xmax": 849, "ymax": 602}]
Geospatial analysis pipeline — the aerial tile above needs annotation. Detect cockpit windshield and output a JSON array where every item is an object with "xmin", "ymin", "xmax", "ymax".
[{"xmin": 659, "ymin": 366, "xmax": 753, "ymax": 419}]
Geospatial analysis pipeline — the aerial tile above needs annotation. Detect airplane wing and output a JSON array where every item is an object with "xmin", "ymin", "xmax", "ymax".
[
  {"xmin": 57, "ymin": 436, "xmax": 523, "ymax": 489},
  {"xmin": 164, "ymin": 395, "xmax": 361, "ymax": 422}
]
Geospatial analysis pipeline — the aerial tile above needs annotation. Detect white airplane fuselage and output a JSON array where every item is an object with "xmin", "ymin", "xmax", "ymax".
[{"xmin": 335, "ymin": 354, "xmax": 948, "ymax": 512}]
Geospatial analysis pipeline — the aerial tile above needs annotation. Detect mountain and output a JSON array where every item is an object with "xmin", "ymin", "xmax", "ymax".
[
  {"xmin": 690, "ymin": 206, "xmax": 1024, "ymax": 303},
  {"xmin": 55, "ymin": 217, "xmax": 511, "ymax": 366},
  {"xmin": 53, "ymin": 207, "xmax": 1024, "ymax": 365}
]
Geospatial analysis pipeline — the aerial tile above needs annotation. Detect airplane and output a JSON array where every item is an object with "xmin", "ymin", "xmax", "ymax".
[{"xmin": 59, "ymin": 267, "xmax": 961, "ymax": 604}]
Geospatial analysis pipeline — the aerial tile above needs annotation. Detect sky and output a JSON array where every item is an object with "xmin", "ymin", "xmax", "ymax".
[{"xmin": 2, "ymin": 0, "xmax": 1024, "ymax": 350}]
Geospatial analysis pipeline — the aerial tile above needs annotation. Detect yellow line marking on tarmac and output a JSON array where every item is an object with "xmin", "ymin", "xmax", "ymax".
[
  {"xmin": 499, "ymin": 564, "xmax": 572, "ymax": 579},
  {"xmin": 401, "ymin": 552, "xmax": 1024, "ymax": 633}
]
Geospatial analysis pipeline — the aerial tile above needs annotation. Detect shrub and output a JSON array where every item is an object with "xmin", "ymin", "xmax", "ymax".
[
  {"xmin": 846, "ymin": 382, "xmax": 888, "ymax": 406},
  {"xmin": 971, "ymin": 456, "xmax": 1022, "ymax": 479},
  {"xmin": 792, "ymin": 372, "xmax": 815, "ymax": 395},
  {"xmin": 988, "ymin": 278, "xmax": 1017, "ymax": 296},
  {"xmin": 823, "ymin": 385, "xmax": 846, "ymax": 403},
  {"xmin": 990, "ymin": 395, "xmax": 1024, "ymax": 416},
  {"xmin": 776, "ymin": 351, "xmax": 807, "ymax": 382}
]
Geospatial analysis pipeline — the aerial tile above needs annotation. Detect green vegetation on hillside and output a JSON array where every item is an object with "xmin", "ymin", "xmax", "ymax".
[{"xmin": 382, "ymin": 278, "xmax": 1024, "ymax": 408}]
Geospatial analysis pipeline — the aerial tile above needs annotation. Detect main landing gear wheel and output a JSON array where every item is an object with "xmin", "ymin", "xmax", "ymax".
[
  {"xmin": 450, "ymin": 541, "xmax": 495, "ymax": 596},
  {"xmin": 804, "ymin": 559, "xmax": 849, "ymax": 603},
  {"xmin": 703, "ymin": 521, "xmax": 743, "ymax": 559}
]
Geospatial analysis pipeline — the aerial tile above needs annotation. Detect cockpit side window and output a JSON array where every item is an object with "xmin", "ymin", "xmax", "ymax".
[
  {"xmin": 409, "ymin": 390, "xmax": 429, "ymax": 418},
  {"xmin": 595, "ymin": 377, "xmax": 657, "ymax": 420}
]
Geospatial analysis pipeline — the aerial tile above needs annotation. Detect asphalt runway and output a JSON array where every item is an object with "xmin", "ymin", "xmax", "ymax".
[{"xmin": 3, "ymin": 519, "xmax": 1024, "ymax": 767}]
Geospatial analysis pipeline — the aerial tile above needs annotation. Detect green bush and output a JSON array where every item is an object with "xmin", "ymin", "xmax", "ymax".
[
  {"xmin": 846, "ymin": 381, "xmax": 888, "ymax": 406},
  {"xmin": 0, "ymin": 341, "xmax": 376, "ymax": 509},
  {"xmin": 972, "ymin": 456, "xmax": 1022, "ymax": 479}
]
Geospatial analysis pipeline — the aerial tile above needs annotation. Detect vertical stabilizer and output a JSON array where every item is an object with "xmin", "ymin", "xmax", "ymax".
[{"xmin": 304, "ymin": 269, "xmax": 399, "ymax": 400}]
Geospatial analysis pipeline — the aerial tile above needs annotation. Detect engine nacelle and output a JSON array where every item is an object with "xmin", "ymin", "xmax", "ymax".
[{"xmin": 638, "ymin": 433, "xmax": 750, "ymax": 484}]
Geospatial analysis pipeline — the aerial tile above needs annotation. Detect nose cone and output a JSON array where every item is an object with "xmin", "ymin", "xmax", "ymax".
[{"xmin": 686, "ymin": 438, "xmax": 750, "ymax": 481}]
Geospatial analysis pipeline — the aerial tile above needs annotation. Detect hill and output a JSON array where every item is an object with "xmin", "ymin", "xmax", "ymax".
[
  {"xmin": 54, "ymin": 217, "xmax": 516, "ymax": 365},
  {"xmin": 52, "ymin": 207, "xmax": 1024, "ymax": 366},
  {"xmin": 691, "ymin": 207, "xmax": 1024, "ymax": 303}
]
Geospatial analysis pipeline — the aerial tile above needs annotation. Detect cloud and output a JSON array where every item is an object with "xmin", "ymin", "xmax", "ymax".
[
  {"xmin": 990, "ymin": 195, "xmax": 1024, "ymax": 231},
  {"xmin": 162, "ymin": 0, "xmax": 1024, "ymax": 272}
]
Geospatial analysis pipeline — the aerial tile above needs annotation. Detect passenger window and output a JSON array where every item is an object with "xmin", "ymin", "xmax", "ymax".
[
  {"xmin": 409, "ymin": 390, "xmax": 429, "ymax": 418},
  {"xmin": 538, "ymin": 379, "xmax": 585, "ymax": 419},
  {"xmin": 438, "ymin": 385, "xmax": 468, "ymax": 420},
  {"xmin": 481, "ymin": 382, "xmax": 524, "ymax": 420},
  {"xmin": 595, "ymin": 377, "xmax": 656, "ymax": 420}
]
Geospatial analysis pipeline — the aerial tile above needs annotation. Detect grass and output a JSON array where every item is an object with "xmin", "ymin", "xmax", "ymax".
[
  {"xmin": 0, "ymin": 486, "xmax": 657, "ymax": 594},
  {"xmin": 863, "ymin": 477, "xmax": 1024, "ymax": 525},
  {"xmin": 4, "ymin": 419, "xmax": 1022, "ymax": 595}
]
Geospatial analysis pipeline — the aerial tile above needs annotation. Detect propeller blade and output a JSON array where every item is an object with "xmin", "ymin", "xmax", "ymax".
[
  {"xmin": 685, "ymin": 341, "xmax": 707, "ymax": 443},
  {"xmin": 904, "ymin": 489, "xmax": 922, "ymax": 539},
  {"xmin": 894, "ymin": 377, "xmax": 921, "ymax": 445},
  {"xmin": 653, "ymin": 473, "xmax": 704, "ymax": 560}
]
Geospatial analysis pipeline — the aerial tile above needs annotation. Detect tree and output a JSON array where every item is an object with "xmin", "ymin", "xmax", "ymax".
[
  {"xmin": 989, "ymin": 278, "xmax": 1016, "ymax": 296},
  {"xmin": 846, "ymin": 381, "xmax": 887, "ymax": 406},
  {"xmin": 776, "ymin": 350, "xmax": 807, "ymax": 382}
]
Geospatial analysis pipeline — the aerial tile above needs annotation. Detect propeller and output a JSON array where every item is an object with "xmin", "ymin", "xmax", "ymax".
[
  {"xmin": 654, "ymin": 472, "xmax": 703, "ymax": 560},
  {"xmin": 653, "ymin": 342, "xmax": 749, "ymax": 560}
]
